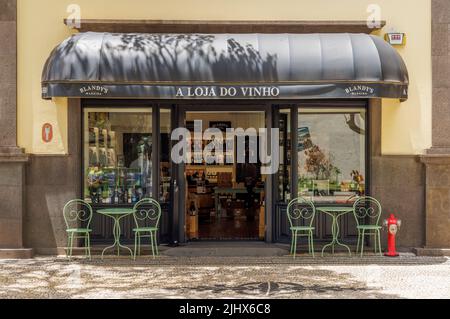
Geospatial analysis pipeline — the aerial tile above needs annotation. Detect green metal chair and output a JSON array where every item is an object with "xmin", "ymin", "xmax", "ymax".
[
  {"xmin": 63, "ymin": 199, "xmax": 93, "ymax": 260},
  {"xmin": 353, "ymin": 196, "xmax": 383, "ymax": 257},
  {"xmin": 287, "ymin": 197, "xmax": 316, "ymax": 258},
  {"xmin": 133, "ymin": 198, "xmax": 162, "ymax": 260}
]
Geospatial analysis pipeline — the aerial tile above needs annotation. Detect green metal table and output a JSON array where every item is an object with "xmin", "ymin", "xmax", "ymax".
[
  {"xmin": 97, "ymin": 208, "xmax": 135, "ymax": 259},
  {"xmin": 317, "ymin": 206, "xmax": 353, "ymax": 257}
]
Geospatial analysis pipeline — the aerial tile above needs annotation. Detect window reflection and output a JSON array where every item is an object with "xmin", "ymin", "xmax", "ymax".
[
  {"xmin": 84, "ymin": 109, "xmax": 153, "ymax": 205},
  {"xmin": 298, "ymin": 108, "xmax": 366, "ymax": 204}
]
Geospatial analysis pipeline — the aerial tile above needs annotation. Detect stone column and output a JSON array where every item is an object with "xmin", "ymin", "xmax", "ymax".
[
  {"xmin": 418, "ymin": 0, "xmax": 450, "ymax": 256},
  {"xmin": 0, "ymin": 0, "xmax": 32, "ymax": 258}
]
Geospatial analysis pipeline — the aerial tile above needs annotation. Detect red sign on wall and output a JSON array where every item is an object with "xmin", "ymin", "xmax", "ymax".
[{"xmin": 42, "ymin": 123, "xmax": 53, "ymax": 143}]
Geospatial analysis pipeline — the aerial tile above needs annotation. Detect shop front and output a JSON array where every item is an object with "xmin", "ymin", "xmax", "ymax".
[{"xmin": 39, "ymin": 31, "xmax": 409, "ymax": 246}]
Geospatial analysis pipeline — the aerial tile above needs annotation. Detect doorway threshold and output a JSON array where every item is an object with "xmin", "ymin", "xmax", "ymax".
[{"xmin": 163, "ymin": 242, "xmax": 288, "ymax": 257}]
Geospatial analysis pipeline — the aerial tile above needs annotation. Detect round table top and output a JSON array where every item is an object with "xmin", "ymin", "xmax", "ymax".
[
  {"xmin": 97, "ymin": 208, "xmax": 136, "ymax": 216},
  {"xmin": 317, "ymin": 206, "xmax": 354, "ymax": 213}
]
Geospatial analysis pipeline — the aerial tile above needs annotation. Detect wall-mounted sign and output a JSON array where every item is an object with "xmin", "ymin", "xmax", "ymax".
[
  {"xmin": 41, "ymin": 83, "xmax": 408, "ymax": 101},
  {"xmin": 42, "ymin": 123, "xmax": 53, "ymax": 143},
  {"xmin": 175, "ymin": 86, "xmax": 281, "ymax": 98},
  {"xmin": 385, "ymin": 33, "xmax": 406, "ymax": 46}
]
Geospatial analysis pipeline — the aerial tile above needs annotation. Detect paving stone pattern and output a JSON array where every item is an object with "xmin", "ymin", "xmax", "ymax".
[{"xmin": 0, "ymin": 255, "xmax": 449, "ymax": 299}]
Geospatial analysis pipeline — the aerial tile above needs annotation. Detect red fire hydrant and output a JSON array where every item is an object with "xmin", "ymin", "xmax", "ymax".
[{"xmin": 383, "ymin": 214, "xmax": 402, "ymax": 257}]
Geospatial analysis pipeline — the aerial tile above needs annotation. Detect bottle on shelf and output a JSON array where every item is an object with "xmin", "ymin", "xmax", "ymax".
[
  {"xmin": 131, "ymin": 187, "xmax": 137, "ymax": 204},
  {"xmin": 102, "ymin": 186, "xmax": 110, "ymax": 204},
  {"xmin": 109, "ymin": 187, "xmax": 114, "ymax": 204},
  {"xmin": 137, "ymin": 187, "xmax": 143, "ymax": 202},
  {"xmin": 128, "ymin": 188, "xmax": 132, "ymax": 204},
  {"xmin": 119, "ymin": 169, "xmax": 125, "ymax": 187},
  {"xmin": 121, "ymin": 187, "xmax": 126, "ymax": 204},
  {"xmin": 114, "ymin": 187, "xmax": 119, "ymax": 205}
]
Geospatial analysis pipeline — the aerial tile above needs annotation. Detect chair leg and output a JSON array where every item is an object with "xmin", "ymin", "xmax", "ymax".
[
  {"xmin": 68, "ymin": 233, "xmax": 74, "ymax": 260},
  {"xmin": 373, "ymin": 233, "xmax": 377, "ymax": 253},
  {"xmin": 134, "ymin": 232, "xmax": 138, "ymax": 260},
  {"xmin": 150, "ymin": 232, "xmax": 156, "ymax": 259},
  {"xmin": 84, "ymin": 234, "xmax": 88, "ymax": 257},
  {"xmin": 290, "ymin": 232, "xmax": 294, "ymax": 255},
  {"xmin": 360, "ymin": 230, "xmax": 365, "ymax": 257},
  {"xmin": 293, "ymin": 231, "xmax": 298, "ymax": 259},
  {"xmin": 153, "ymin": 232, "xmax": 159, "ymax": 256},
  {"xmin": 310, "ymin": 231, "xmax": 315, "ymax": 258},
  {"xmin": 86, "ymin": 234, "xmax": 91, "ymax": 260},
  {"xmin": 66, "ymin": 234, "xmax": 71, "ymax": 259},
  {"xmin": 377, "ymin": 230, "xmax": 383, "ymax": 256},
  {"xmin": 356, "ymin": 230, "xmax": 360, "ymax": 254},
  {"xmin": 138, "ymin": 236, "xmax": 141, "ymax": 256},
  {"xmin": 307, "ymin": 233, "xmax": 311, "ymax": 254}
]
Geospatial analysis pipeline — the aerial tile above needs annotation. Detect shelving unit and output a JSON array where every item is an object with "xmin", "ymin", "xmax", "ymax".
[{"xmin": 186, "ymin": 137, "xmax": 234, "ymax": 166}]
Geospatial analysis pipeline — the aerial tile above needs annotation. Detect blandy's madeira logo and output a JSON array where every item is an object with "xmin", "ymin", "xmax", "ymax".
[
  {"xmin": 345, "ymin": 85, "xmax": 375, "ymax": 96},
  {"xmin": 80, "ymin": 85, "xmax": 109, "ymax": 96}
]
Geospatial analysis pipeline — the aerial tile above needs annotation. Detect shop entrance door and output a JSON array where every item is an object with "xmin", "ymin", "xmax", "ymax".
[{"xmin": 173, "ymin": 105, "xmax": 273, "ymax": 242}]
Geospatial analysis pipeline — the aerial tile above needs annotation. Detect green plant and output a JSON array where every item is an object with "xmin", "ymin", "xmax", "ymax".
[{"xmin": 304, "ymin": 144, "xmax": 339, "ymax": 180}]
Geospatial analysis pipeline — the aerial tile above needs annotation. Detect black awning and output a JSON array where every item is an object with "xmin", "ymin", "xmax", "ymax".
[{"xmin": 41, "ymin": 32, "xmax": 409, "ymax": 101}]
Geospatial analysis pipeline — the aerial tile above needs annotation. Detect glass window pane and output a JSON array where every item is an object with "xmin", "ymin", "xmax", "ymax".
[
  {"xmin": 297, "ymin": 108, "xmax": 366, "ymax": 203},
  {"xmin": 84, "ymin": 108, "xmax": 153, "ymax": 205}
]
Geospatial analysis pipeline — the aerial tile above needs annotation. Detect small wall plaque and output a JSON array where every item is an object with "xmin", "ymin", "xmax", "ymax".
[{"xmin": 42, "ymin": 123, "xmax": 53, "ymax": 143}]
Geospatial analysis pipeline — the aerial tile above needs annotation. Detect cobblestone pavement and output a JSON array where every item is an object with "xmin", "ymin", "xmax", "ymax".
[{"xmin": 0, "ymin": 254, "xmax": 449, "ymax": 299}]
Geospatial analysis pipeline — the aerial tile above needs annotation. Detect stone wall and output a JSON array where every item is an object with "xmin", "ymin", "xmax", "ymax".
[
  {"xmin": 372, "ymin": 156, "xmax": 425, "ymax": 249},
  {"xmin": 0, "ymin": 0, "xmax": 32, "ymax": 258},
  {"xmin": 0, "ymin": 0, "xmax": 17, "ymax": 150},
  {"xmin": 24, "ymin": 155, "xmax": 80, "ymax": 254},
  {"xmin": 416, "ymin": 0, "xmax": 450, "ymax": 255},
  {"xmin": 431, "ymin": 0, "xmax": 450, "ymax": 150}
]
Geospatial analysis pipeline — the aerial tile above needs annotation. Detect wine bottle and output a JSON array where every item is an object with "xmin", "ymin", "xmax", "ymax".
[
  {"xmin": 132, "ymin": 187, "xmax": 137, "ymax": 203},
  {"xmin": 109, "ymin": 187, "xmax": 114, "ymax": 204},
  {"xmin": 114, "ymin": 187, "xmax": 119, "ymax": 205},
  {"xmin": 102, "ymin": 186, "xmax": 108, "ymax": 204}
]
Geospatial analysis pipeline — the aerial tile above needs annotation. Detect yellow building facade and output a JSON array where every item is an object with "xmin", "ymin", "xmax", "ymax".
[{"xmin": 17, "ymin": 0, "xmax": 431, "ymax": 155}]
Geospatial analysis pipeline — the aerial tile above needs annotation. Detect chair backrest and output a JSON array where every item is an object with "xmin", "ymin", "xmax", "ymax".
[
  {"xmin": 133, "ymin": 198, "xmax": 162, "ymax": 229},
  {"xmin": 287, "ymin": 197, "xmax": 316, "ymax": 228},
  {"xmin": 352, "ymin": 196, "xmax": 382, "ymax": 227},
  {"xmin": 63, "ymin": 199, "xmax": 93, "ymax": 230}
]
